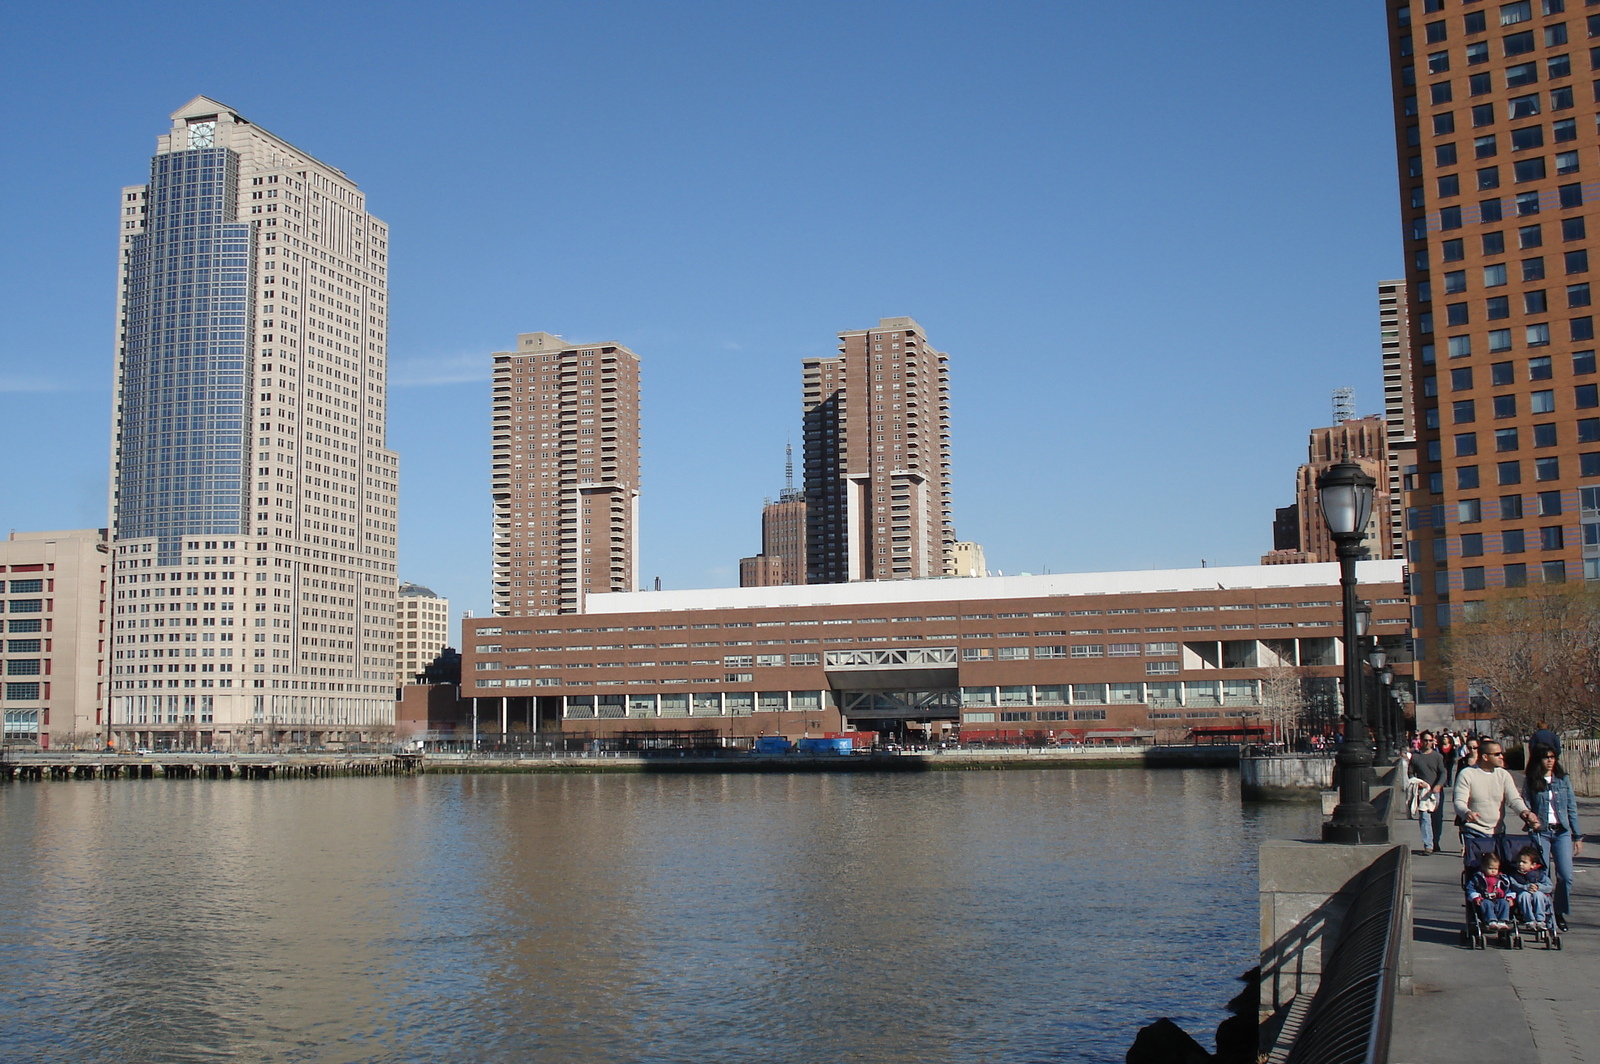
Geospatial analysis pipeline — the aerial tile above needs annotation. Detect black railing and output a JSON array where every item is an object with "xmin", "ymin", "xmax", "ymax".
[{"xmin": 1284, "ymin": 846, "xmax": 1405, "ymax": 1064}]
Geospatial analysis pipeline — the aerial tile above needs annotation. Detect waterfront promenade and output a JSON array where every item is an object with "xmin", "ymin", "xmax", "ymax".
[
  {"xmin": 1391, "ymin": 797, "xmax": 1600, "ymax": 1064},
  {"xmin": 0, "ymin": 743, "xmax": 1237, "ymax": 781}
]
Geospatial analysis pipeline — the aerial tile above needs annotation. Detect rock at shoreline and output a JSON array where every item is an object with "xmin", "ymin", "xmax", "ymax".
[{"xmin": 1126, "ymin": 1018, "xmax": 1212, "ymax": 1064}]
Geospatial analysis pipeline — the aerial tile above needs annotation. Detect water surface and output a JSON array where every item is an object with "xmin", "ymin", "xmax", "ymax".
[{"xmin": 0, "ymin": 768, "xmax": 1320, "ymax": 1063}]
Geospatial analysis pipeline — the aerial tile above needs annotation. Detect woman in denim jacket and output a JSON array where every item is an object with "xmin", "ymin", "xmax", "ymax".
[{"xmin": 1523, "ymin": 743, "xmax": 1584, "ymax": 931}]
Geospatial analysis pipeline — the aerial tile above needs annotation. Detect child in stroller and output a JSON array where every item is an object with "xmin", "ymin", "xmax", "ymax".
[
  {"xmin": 1460, "ymin": 833, "xmax": 1562, "ymax": 949},
  {"xmin": 1508, "ymin": 843, "xmax": 1561, "ymax": 949},
  {"xmin": 1467, "ymin": 851, "xmax": 1513, "ymax": 932}
]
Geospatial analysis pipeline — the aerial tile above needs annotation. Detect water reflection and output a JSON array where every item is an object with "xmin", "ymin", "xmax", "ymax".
[{"xmin": 0, "ymin": 769, "xmax": 1319, "ymax": 1063}]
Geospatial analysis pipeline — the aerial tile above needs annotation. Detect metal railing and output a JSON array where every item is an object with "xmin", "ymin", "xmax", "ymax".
[{"xmin": 1284, "ymin": 846, "xmax": 1405, "ymax": 1064}]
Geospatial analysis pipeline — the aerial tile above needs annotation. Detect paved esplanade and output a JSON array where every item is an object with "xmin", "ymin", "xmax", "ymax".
[{"xmin": 1391, "ymin": 798, "xmax": 1600, "ymax": 1064}]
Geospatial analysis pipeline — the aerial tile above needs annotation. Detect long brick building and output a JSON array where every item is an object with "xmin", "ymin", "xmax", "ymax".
[{"xmin": 460, "ymin": 561, "xmax": 1410, "ymax": 744}]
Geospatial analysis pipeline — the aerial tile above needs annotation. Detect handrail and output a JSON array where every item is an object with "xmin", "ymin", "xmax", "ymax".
[{"xmin": 1283, "ymin": 846, "xmax": 1405, "ymax": 1064}]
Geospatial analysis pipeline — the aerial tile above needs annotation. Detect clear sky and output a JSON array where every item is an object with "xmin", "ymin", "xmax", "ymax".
[{"xmin": 0, "ymin": 0, "xmax": 1402, "ymax": 645}]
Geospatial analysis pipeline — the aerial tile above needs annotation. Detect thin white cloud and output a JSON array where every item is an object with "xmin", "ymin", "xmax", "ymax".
[
  {"xmin": 389, "ymin": 352, "xmax": 490, "ymax": 387},
  {"xmin": 0, "ymin": 375, "xmax": 68, "ymax": 393}
]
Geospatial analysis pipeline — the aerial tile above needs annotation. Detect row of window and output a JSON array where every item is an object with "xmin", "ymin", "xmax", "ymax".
[
  {"xmin": 1406, "ymin": 2, "xmax": 1575, "ymax": 43},
  {"xmin": 1449, "ymin": 477, "xmax": 1600, "ymax": 520},
  {"xmin": 961, "ymin": 679, "xmax": 1265, "ymax": 708},
  {"xmin": 1427, "ymin": 237, "xmax": 1587, "ymax": 273},
  {"xmin": 1438, "ymin": 295, "xmax": 1590, "ymax": 327},
  {"xmin": 1425, "ymin": 49, "xmax": 1576, "ymax": 86},
  {"xmin": 1410, "ymin": 484, "xmax": 1600, "ymax": 526},
  {"xmin": 1411, "ymin": 23, "xmax": 1583, "ymax": 77},
  {"xmin": 1442, "ymin": 560, "xmax": 1576, "ymax": 591},
  {"xmin": 1428, "ymin": 175, "xmax": 1585, "ymax": 229},
  {"xmin": 2, "ymin": 683, "xmax": 40, "ymax": 701},
  {"xmin": 0, "ymin": 600, "xmax": 43, "ymax": 614},
  {"xmin": 1444, "ymin": 389, "xmax": 1598, "ymax": 420}
]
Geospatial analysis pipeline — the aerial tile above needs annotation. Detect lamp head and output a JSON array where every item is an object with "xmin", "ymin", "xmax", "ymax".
[
  {"xmin": 1355, "ymin": 600, "xmax": 1372, "ymax": 638},
  {"xmin": 1368, "ymin": 646, "xmax": 1387, "ymax": 670},
  {"xmin": 1316, "ymin": 461, "xmax": 1377, "ymax": 540}
]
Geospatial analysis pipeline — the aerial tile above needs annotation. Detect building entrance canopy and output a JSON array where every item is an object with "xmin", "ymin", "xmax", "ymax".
[
  {"xmin": 838, "ymin": 689, "xmax": 960, "ymax": 720},
  {"xmin": 823, "ymin": 646, "xmax": 958, "ymax": 691}
]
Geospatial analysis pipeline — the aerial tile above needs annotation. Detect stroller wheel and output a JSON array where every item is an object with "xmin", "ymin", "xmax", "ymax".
[
  {"xmin": 1514, "ymin": 936, "xmax": 1523, "ymax": 949},
  {"xmin": 1555, "ymin": 935, "xmax": 1563, "ymax": 951}
]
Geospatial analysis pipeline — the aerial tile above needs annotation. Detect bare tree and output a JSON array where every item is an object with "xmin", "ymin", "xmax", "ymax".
[
  {"xmin": 1444, "ymin": 583, "xmax": 1600, "ymax": 739},
  {"xmin": 1259, "ymin": 661, "xmax": 1313, "ymax": 748}
]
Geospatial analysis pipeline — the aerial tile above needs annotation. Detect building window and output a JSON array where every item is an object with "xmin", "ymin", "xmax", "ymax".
[
  {"xmin": 1514, "ymin": 157, "xmax": 1548, "ymax": 182},
  {"xmin": 1499, "ymin": 460, "xmax": 1524, "ymax": 484}
]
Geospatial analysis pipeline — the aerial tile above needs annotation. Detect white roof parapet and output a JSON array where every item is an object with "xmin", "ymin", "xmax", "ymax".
[{"xmin": 585, "ymin": 561, "xmax": 1406, "ymax": 615}]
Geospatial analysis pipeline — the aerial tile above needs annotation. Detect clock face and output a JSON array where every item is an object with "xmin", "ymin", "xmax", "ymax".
[{"xmin": 187, "ymin": 122, "xmax": 215, "ymax": 149}]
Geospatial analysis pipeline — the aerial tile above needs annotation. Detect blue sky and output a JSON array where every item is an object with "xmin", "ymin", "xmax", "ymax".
[{"xmin": 0, "ymin": 1, "xmax": 1402, "ymax": 643}]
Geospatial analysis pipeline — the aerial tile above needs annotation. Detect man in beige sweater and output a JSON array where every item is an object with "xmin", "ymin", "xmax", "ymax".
[{"xmin": 1453, "ymin": 741, "xmax": 1540, "ymax": 835}]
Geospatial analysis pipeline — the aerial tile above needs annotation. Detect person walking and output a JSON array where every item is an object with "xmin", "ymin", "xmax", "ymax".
[
  {"xmin": 1409, "ymin": 731, "xmax": 1447, "ymax": 854},
  {"xmin": 1453, "ymin": 740, "xmax": 1540, "ymax": 840},
  {"xmin": 1530, "ymin": 720, "xmax": 1561, "ymax": 757},
  {"xmin": 1523, "ymin": 742, "xmax": 1584, "ymax": 932}
]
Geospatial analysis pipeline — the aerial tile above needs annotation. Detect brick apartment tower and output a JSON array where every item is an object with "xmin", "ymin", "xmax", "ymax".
[
  {"xmin": 1294, "ymin": 415, "xmax": 1396, "ymax": 563},
  {"xmin": 107, "ymin": 97, "xmax": 399, "ymax": 750},
  {"xmin": 739, "ymin": 444, "xmax": 808, "ymax": 587},
  {"xmin": 1380, "ymin": 280, "xmax": 1421, "ymax": 558},
  {"xmin": 491, "ymin": 333, "xmax": 641, "ymax": 615},
  {"xmin": 802, "ymin": 317, "xmax": 954, "ymax": 583},
  {"xmin": 1386, "ymin": 1, "xmax": 1600, "ymax": 701}
]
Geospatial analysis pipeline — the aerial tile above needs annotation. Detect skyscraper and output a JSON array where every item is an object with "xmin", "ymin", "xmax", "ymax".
[
  {"xmin": 1385, "ymin": 2, "xmax": 1600, "ymax": 701},
  {"xmin": 1292, "ymin": 415, "xmax": 1394, "ymax": 563},
  {"xmin": 802, "ymin": 317, "xmax": 953, "ymax": 583},
  {"xmin": 1379, "ymin": 280, "xmax": 1419, "ymax": 559},
  {"xmin": 107, "ymin": 97, "xmax": 399, "ymax": 750},
  {"xmin": 739, "ymin": 444, "xmax": 807, "ymax": 587},
  {"xmin": 491, "ymin": 332, "xmax": 641, "ymax": 615}
]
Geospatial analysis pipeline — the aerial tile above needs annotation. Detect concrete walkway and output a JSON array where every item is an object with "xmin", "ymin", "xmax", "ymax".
[{"xmin": 1391, "ymin": 798, "xmax": 1600, "ymax": 1064}]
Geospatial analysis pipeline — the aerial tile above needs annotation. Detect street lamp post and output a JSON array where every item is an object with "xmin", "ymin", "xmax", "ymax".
[
  {"xmin": 1318, "ymin": 461, "xmax": 1389, "ymax": 843},
  {"xmin": 1368, "ymin": 644, "xmax": 1391, "ymax": 763}
]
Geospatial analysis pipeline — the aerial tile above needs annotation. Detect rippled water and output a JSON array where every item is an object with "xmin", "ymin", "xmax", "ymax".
[{"xmin": 0, "ymin": 768, "xmax": 1319, "ymax": 1063}]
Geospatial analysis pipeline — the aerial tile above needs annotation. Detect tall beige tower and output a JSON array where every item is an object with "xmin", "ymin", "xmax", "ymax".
[
  {"xmin": 803, "ymin": 317, "xmax": 953, "ymax": 582},
  {"xmin": 0, "ymin": 530, "xmax": 110, "ymax": 749},
  {"xmin": 107, "ymin": 97, "xmax": 399, "ymax": 750},
  {"xmin": 492, "ymin": 332, "xmax": 641, "ymax": 615}
]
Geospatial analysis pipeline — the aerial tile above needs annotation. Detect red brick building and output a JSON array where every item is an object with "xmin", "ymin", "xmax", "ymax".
[
  {"xmin": 491, "ymin": 333, "xmax": 641, "ymax": 616},
  {"xmin": 1385, "ymin": 1, "xmax": 1600, "ymax": 702},
  {"xmin": 460, "ymin": 562, "xmax": 1411, "ymax": 744}
]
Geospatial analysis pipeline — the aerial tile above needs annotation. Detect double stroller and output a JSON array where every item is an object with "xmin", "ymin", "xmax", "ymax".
[{"xmin": 1459, "ymin": 831, "xmax": 1562, "ymax": 950}]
